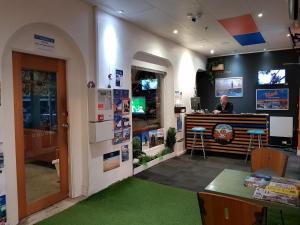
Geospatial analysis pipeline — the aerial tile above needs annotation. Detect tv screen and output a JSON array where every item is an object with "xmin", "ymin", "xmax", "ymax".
[
  {"xmin": 141, "ymin": 79, "xmax": 158, "ymax": 90},
  {"xmin": 258, "ymin": 69, "xmax": 286, "ymax": 85},
  {"xmin": 132, "ymin": 97, "xmax": 146, "ymax": 114}
]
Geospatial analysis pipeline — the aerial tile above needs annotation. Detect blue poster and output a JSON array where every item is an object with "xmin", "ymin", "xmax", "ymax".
[{"xmin": 256, "ymin": 88, "xmax": 289, "ymax": 110}]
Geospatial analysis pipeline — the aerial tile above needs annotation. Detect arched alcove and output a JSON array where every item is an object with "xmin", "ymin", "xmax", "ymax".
[{"xmin": 1, "ymin": 22, "xmax": 89, "ymax": 223}]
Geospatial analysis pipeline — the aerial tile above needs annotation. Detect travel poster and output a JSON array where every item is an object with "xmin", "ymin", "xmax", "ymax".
[
  {"xmin": 157, "ymin": 128, "xmax": 164, "ymax": 145},
  {"xmin": 113, "ymin": 130, "xmax": 123, "ymax": 145},
  {"xmin": 123, "ymin": 127, "xmax": 131, "ymax": 141},
  {"xmin": 122, "ymin": 98, "xmax": 130, "ymax": 115},
  {"xmin": 256, "ymin": 88, "xmax": 289, "ymax": 110},
  {"xmin": 215, "ymin": 77, "xmax": 243, "ymax": 97},
  {"xmin": 149, "ymin": 130, "xmax": 158, "ymax": 148},
  {"xmin": 141, "ymin": 131, "xmax": 149, "ymax": 150},
  {"xmin": 103, "ymin": 151, "xmax": 120, "ymax": 172},
  {"xmin": 121, "ymin": 145, "xmax": 129, "ymax": 162}
]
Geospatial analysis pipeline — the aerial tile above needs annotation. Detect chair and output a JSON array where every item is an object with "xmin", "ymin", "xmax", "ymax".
[
  {"xmin": 251, "ymin": 147, "xmax": 288, "ymax": 177},
  {"xmin": 198, "ymin": 192, "xmax": 266, "ymax": 225},
  {"xmin": 245, "ymin": 129, "xmax": 265, "ymax": 162},
  {"xmin": 191, "ymin": 127, "xmax": 206, "ymax": 159}
]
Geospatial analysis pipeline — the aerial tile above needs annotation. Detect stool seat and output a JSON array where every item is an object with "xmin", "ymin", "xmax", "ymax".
[
  {"xmin": 192, "ymin": 127, "xmax": 206, "ymax": 132},
  {"xmin": 245, "ymin": 129, "xmax": 264, "ymax": 162},
  {"xmin": 247, "ymin": 129, "xmax": 265, "ymax": 135}
]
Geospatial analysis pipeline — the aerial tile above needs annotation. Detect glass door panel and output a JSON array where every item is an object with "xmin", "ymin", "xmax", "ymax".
[{"xmin": 22, "ymin": 69, "xmax": 60, "ymax": 203}]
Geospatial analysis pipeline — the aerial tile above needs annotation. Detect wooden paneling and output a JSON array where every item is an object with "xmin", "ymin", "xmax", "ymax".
[{"xmin": 185, "ymin": 113, "xmax": 269, "ymax": 155}]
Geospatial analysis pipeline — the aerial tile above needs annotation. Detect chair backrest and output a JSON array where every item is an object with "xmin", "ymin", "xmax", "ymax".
[
  {"xmin": 251, "ymin": 147, "xmax": 288, "ymax": 177},
  {"xmin": 198, "ymin": 192, "xmax": 266, "ymax": 225}
]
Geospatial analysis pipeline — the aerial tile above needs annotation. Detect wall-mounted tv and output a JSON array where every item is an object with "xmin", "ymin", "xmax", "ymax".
[
  {"xmin": 141, "ymin": 79, "xmax": 158, "ymax": 90},
  {"xmin": 258, "ymin": 69, "xmax": 286, "ymax": 85},
  {"xmin": 132, "ymin": 97, "xmax": 146, "ymax": 114}
]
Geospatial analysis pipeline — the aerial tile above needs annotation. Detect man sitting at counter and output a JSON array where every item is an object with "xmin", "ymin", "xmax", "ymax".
[{"xmin": 213, "ymin": 95, "xmax": 233, "ymax": 114}]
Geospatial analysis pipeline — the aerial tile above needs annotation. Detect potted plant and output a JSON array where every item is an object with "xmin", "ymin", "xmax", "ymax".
[{"xmin": 166, "ymin": 127, "xmax": 176, "ymax": 152}]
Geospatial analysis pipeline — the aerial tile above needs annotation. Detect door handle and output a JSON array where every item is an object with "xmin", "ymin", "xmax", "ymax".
[{"xmin": 62, "ymin": 123, "xmax": 69, "ymax": 129}]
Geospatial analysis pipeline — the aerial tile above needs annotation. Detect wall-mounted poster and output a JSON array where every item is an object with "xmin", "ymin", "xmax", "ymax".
[
  {"xmin": 149, "ymin": 130, "xmax": 158, "ymax": 148},
  {"xmin": 256, "ymin": 88, "xmax": 289, "ymax": 110},
  {"xmin": 141, "ymin": 131, "xmax": 149, "ymax": 150},
  {"xmin": 123, "ymin": 127, "xmax": 131, "ymax": 141},
  {"xmin": 215, "ymin": 77, "xmax": 243, "ymax": 97},
  {"xmin": 122, "ymin": 98, "xmax": 130, "ymax": 115},
  {"xmin": 115, "ymin": 69, "xmax": 123, "ymax": 87},
  {"xmin": 113, "ymin": 89, "xmax": 130, "ymax": 145},
  {"xmin": 103, "ymin": 151, "xmax": 120, "ymax": 172},
  {"xmin": 157, "ymin": 128, "xmax": 164, "ymax": 145},
  {"xmin": 113, "ymin": 130, "xmax": 123, "ymax": 145},
  {"xmin": 121, "ymin": 145, "xmax": 129, "ymax": 162}
]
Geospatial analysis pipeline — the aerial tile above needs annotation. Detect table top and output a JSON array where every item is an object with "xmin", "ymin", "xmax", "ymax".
[{"xmin": 205, "ymin": 169, "xmax": 300, "ymax": 212}]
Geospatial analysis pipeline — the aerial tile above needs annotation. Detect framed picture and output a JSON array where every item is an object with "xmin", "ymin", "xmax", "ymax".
[
  {"xmin": 215, "ymin": 77, "xmax": 243, "ymax": 97},
  {"xmin": 256, "ymin": 88, "xmax": 289, "ymax": 110}
]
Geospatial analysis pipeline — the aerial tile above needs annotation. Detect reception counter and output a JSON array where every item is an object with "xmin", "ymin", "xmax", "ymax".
[{"xmin": 185, "ymin": 113, "xmax": 269, "ymax": 155}]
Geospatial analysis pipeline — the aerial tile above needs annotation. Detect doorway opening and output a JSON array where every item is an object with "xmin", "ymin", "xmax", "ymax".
[{"xmin": 13, "ymin": 52, "xmax": 69, "ymax": 219}]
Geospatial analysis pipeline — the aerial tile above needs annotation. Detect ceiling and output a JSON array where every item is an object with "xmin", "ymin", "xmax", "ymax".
[{"xmin": 85, "ymin": 0, "xmax": 294, "ymax": 57}]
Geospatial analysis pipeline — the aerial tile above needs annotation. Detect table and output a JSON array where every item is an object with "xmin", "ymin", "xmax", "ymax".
[
  {"xmin": 185, "ymin": 113, "xmax": 269, "ymax": 155},
  {"xmin": 205, "ymin": 169, "xmax": 300, "ymax": 213}
]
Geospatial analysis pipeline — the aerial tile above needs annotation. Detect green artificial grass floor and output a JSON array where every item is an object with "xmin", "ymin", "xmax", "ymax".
[
  {"xmin": 36, "ymin": 178, "xmax": 300, "ymax": 225},
  {"xmin": 36, "ymin": 178, "xmax": 201, "ymax": 225}
]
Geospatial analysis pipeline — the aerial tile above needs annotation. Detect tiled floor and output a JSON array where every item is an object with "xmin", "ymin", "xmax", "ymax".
[{"xmin": 135, "ymin": 150, "xmax": 300, "ymax": 192}]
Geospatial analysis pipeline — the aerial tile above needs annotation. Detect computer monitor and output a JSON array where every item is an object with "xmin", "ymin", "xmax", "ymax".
[{"xmin": 191, "ymin": 97, "xmax": 201, "ymax": 112}]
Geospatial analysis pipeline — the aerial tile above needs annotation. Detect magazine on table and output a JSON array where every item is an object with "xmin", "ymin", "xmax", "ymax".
[
  {"xmin": 253, "ymin": 187, "xmax": 299, "ymax": 207},
  {"xmin": 251, "ymin": 177, "xmax": 300, "ymax": 207},
  {"xmin": 244, "ymin": 173, "xmax": 272, "ymax": 188}
]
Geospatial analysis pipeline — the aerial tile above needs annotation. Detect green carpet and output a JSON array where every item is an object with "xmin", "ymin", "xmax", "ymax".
[
  {"xmin": 36, "ymin": 178, "xmax": 300, "ymax": 225},
  {"xmin": 36, "ymin": 178, "xmax": 201, "ymax": 225}
]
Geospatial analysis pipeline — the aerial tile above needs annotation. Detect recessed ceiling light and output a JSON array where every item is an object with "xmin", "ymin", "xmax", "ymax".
[
  {"xmin": 263, "ymin": 48, "xmax": 267, "ymax": 51},
  {"xmin": 173, "ymin": 29, "xmax": 178, "ymax": 34},
  {"xmin": 199, "ymin": 45, "xmax": 204, "ymax": 48},
  {"xmin": 258, "ymin": 13, "xmax": 263, "ymax": 18},
  {"xmin": 210, "ymin": 49, "xmax": 215, "ymax": 54},
  {"xmin": 118, "ymin": 10, "xmax": 124, "ymax": 14},
  {"xmin": 287, "ymin": 33, "xmax": 291, "ymax": 37}
]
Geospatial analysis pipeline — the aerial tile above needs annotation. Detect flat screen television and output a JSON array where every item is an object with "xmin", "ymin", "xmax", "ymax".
[
  {"xmin": 132, "ymin": 97, "xmax": 146, "ymax": 114},
  {"xmin": 141, "ymin": 79, "xmax": 158, "ymax": 90},
  {"xmin": 258, "ymin": 69, "xmax": 286, "ymax": 85}
]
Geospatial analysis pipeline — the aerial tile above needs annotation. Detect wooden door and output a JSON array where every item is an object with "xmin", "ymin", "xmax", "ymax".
[{"xmin": 13, "ymin": 52, "xmax": 69, "ymax": 219}]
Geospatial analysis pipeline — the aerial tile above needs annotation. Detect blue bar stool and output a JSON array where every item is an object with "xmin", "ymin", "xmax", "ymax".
[
  {"xmin": 245, "ymin": 129, "xmax": 265, "ymax": 162},
  {"xmin": 191, "ymin": 127, "xmax": 207, "ymax": 159}
]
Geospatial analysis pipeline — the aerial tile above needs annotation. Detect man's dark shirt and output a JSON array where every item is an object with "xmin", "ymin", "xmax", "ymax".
[{"xmin": 216, "ymin": 102, "xmax": 234, "ymax": 114}]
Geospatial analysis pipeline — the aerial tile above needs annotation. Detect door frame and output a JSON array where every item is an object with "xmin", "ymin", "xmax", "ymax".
[{"xmin": 12, "ymin": 51, "xmax": 69, "ymax": 219}]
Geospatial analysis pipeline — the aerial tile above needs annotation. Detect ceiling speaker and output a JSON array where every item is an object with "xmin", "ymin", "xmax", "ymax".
[{"xmin": 289, "ymin": 0, "xmax": 299, "ymax": 20}]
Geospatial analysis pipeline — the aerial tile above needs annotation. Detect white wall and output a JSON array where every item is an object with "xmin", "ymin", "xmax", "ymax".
[
  {"xmin": 0, "ymin": 1, "xmax": 207, "ymax": 224},
  {"xmin": 89, "ymin": 9, "xmax": 207, "ymax": 194},
  {"xmin": 0, "ymin": 0, "xmax": 94, "ymax": 224}
]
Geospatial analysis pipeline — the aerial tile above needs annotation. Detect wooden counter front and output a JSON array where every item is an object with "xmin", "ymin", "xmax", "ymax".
[{"xmin": 185, "ymin": 113, "xmax": 269, "ymax": 155}]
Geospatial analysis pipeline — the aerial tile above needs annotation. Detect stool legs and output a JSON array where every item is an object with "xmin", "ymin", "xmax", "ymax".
[
  {"xmin": 245, "ymin": 134, "xmax": 253, "ymax": 162},
  {"xmin": 191, "ymin": 132, "xmax": 206, "ymax": 159},
  {"xmin": 200, "ymin": 133, "xmax": 206, "ymax": 159},
  {"xmin": 191, "ymin": 133, "xmax": 196, "ymax": 158},
  {"xmin": 258, "ymin": 134, "xmax": 263, "ymax": 148}
]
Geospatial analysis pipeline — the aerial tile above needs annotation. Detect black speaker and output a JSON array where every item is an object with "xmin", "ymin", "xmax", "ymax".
[{"xmin": 289, "ymin": 0, "xmax": 299, "ymax": 20}]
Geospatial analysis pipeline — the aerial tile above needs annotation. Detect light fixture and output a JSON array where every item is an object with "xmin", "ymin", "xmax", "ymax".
[
  {"xmin": 117, "ymin": 10, "xmax": 124, "ymax": 14},
  {"xmin": 258, "ymin": 13, "xmax": 263, "ymax": 18},
  {"xmin": 210, "ymin": 49, "xmax": 215, "ymax": 54},
  {"xmin": 287, "ymin": 33, "xmax": 291, "ymax": 37},
  {"xmin": 173, "ymin": 29, "xmax": 178, "ymax": 34},
  {"xmin": 199, "ymin": 45, "xmax": 204, "ymax": 48},
  {"xmin": 263, "ymin": 48, "xmax": 267, "ymax": 51}
]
